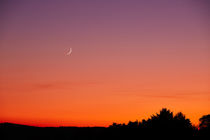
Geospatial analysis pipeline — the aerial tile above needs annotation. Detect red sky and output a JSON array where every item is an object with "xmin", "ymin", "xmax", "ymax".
[{"xmin": 0, "ymin": 0, "xmax": 209, "ymax": 127}]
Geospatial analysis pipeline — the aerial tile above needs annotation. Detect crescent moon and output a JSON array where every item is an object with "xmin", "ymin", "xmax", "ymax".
[{"xmin": 66, "ymin": 48, "xmax": 72, "ymax": 56}]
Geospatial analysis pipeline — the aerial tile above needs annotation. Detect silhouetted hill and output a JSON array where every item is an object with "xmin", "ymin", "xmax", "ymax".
[{"xmin": 0, "ymin": 122, "xmax": 35, "ymax": 128}]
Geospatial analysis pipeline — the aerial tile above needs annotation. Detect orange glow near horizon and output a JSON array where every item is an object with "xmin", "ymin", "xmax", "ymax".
[{"xmin": 0, "ymin": 0, "xmax": 209, "ymax": 127}]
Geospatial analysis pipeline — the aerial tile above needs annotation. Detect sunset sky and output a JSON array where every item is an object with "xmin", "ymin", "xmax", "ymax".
[{"xmin": 0, "ymin": 0, "xmax": 209, "ymax": 127}]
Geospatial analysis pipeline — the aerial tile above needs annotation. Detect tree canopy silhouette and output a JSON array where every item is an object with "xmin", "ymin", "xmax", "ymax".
[
  {"xmin": 110, "ymin": 108, "xmax": 192, "ymax": 130},
  {"xmin": 198, "ymin": 114, "xmax": 210, "ymax": 138},
  {"xmin": 109, "ymin": 108, "xmax": 194, "ymax": 138},
  {"xmin": 199, "ymin": 114, "xmax": 210, "ymax": 129}
]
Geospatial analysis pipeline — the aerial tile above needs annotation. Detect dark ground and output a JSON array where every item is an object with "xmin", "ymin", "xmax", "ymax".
[{"xmin": 1, "ymin": 122, "xmax": 209, "ymax": 140}]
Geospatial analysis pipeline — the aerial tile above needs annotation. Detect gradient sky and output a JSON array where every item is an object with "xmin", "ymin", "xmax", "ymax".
[{"xmin": 0, "ymin": 0, "xmax": 209, "ymax": 127}]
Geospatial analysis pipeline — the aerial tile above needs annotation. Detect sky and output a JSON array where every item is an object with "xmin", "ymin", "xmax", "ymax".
[{"xmin": 0, "ymin": 0, "xmax": 209, "ymax": 127}]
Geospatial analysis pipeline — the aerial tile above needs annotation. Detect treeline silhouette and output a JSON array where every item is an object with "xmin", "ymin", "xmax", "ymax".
[{"xmin": 1, "ymin": 108, "xmax": 210, "ymax": 140}]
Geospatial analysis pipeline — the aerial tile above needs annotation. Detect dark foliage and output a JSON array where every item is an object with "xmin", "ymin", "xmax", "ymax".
[{"xmin": 199, "ymin": 114, "xmax": 210, "ymax": 138}]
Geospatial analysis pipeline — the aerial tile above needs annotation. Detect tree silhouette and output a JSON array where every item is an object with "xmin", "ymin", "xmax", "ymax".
[
  {"xmin": 199, "ymin": 114, "xmax": 210, "ymax": 129},
  {"xmin": 199, "ymin": 114, "xmax": 210, "ymax": 138},
  {"xmin": 127, "ymin": 120, "xmax": 139, "ymax": 128},
  {"xmin": 174, "ymin": 112, "xmax": 192, "ymax": 129},
  {"xmin": 145, "ymin": 108, "xmax": 174, "ymax": 129},
  {"xmin": 109, "ymin": 108, "xmax": 192, "ymax": 130}
]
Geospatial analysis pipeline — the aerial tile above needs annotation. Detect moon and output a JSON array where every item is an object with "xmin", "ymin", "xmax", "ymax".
[{"xmin": 66, "ymin": 48, "xmax": 72, "ymax": 56}]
